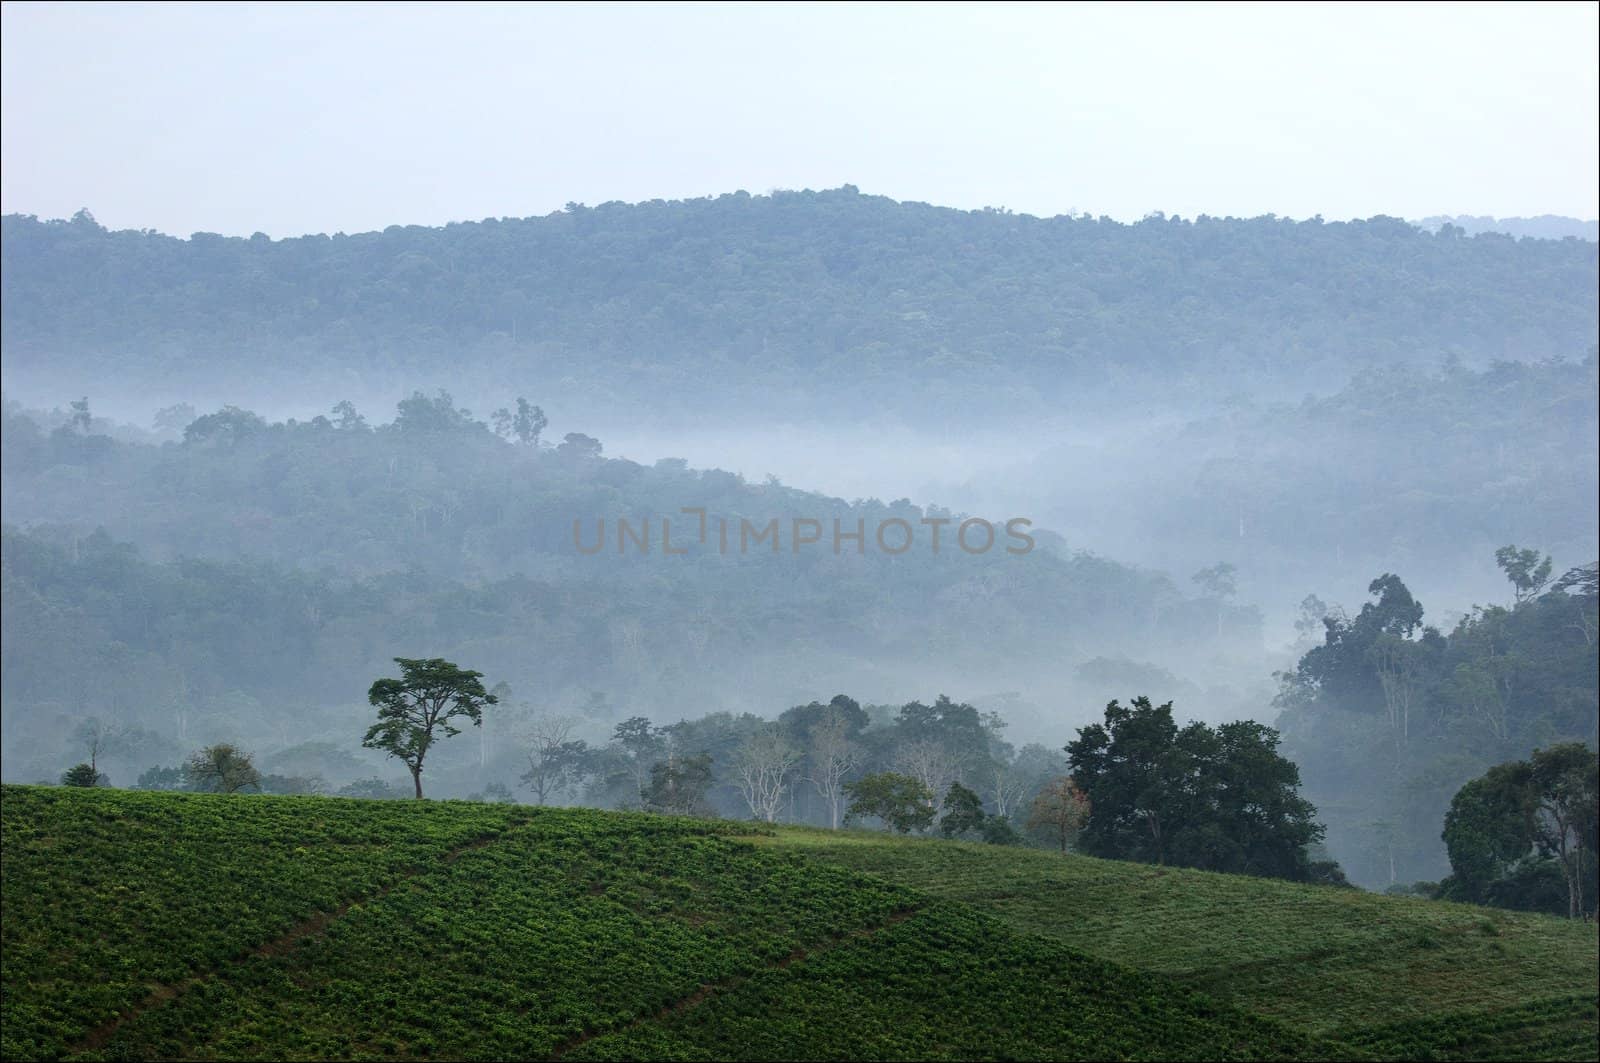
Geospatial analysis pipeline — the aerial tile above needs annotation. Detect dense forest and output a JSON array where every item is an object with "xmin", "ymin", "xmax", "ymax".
[
  {"xmin": 4, "ymin": 190, "xmax": 1596, "ymax": 417},
  {"xmin": 1, "ymin": 392, "xmax": 1270, "ymax": 788},
  {"xmin": 1275, "ymin": 560, "xmax": 1598, "ymax": 889}
]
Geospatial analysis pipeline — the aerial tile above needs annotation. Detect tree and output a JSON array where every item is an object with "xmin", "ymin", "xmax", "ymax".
[
  {"xmin": 893, "ymin": 738, "xmax": 960, "ymax": 815},
  {"xmin": 73, "ymin": 716, "xmax": 122, "ymax": 783},
  {"xmin": 183, "ymin": 405, "xmax": 266, "ymax": 446},
  {"xmin": 330, "ymin": 400, "xmax": 368, "ymax": 432},
  {"xmin": 1192, "ymin": 562, "xmax": 1238, "ymax": 637},
  {"xmin": 611, "ymin": 716, "xmax": 665, "ymax": 804},
  {"xmin": 363, "ymin": 657, "xmax": 497, "ymax": 799},
  {"xmin": 806, "ymin": 706, "xmax": 860, "ymax": 829},
  {"xmin": 513, "ymin": 398, "xmax": 547, "ymax": 446},
  {"xmin": 557, "ymin": 432, "xmax": 603, "ymax": 459},
  {"xmin": 1495, "ymin": 545, "xmax": 1553, "ymax": 604},
  {"xmin": 69, "ymin": 397, "xmax": 92, "ymax": 434},
  {"xmin": 642, "ymin": 752, "xmax": 714, "ymax": 816},
  {"xmin": 1440, "ymin": 748, "xmax": 1597, "ymax": 917},
  {"xmin": 61, "ymin": 762, "xmax": 106, "ymax": 787},
  {"xmin": 1530, "ymin": 743, "xmax": 1599, "ymax": 919},
  {"xmin": 183, "ymin": 743, "xmax": 262, "ymax": 794},
  {"xmin": 1067, "ymin": 697, "xmax": 1325, "ymax": 880},
  {"xmin": 939, "ymin": 781, "xmax": 987, "ymax": 838},
  {"xmin": 519, "ymin": 714, "xmax": 590, "ymax": 806},
  {"xmin": 732, "ymin": 725, "xmax": 801, "ymax": 822},
  {"xmin": 1027, "ymin": 777, "xmax": 1091, "ymax": 852},
  {"xmin": 844, "ymin": 772, "xmax": 935, "ymax": 834}
]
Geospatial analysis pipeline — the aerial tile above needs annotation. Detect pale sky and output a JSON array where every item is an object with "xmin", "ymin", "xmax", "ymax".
[{"xmin": 2, "ymin": 1, "xmax": 1596, "ymax": 237}]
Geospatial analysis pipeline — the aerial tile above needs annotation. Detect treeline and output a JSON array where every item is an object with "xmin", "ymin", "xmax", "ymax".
[
  {"xmin": 1275, "ymin": 554, "xmax": 1598, "ymax": 889},
  {"xmin": 5, "ymin": 189, "xmax": 1595, "ymax": 416},
  {"xmin": 62, "ymin": 678, "xmax": 1337, "ymax": 885}
]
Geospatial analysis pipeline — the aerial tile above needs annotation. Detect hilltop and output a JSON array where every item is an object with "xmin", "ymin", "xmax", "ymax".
[
  {"xmin": 4, "ymin": 189, "xmax": 1596, "ymax": 417},
  {"xmin": 4, "ymin": 786, "xmax": 1596, "ymax": 1061}
]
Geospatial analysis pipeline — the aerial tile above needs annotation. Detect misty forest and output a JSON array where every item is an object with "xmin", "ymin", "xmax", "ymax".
[{"xmin": 3, "ymin": 178, "xmax": 1599, "ymax": 1060}]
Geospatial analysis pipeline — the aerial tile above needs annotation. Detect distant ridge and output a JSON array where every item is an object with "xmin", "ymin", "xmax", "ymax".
[{"xmin": 1416, "ymin": 214, "xmax": 1599, "ymax": 241}]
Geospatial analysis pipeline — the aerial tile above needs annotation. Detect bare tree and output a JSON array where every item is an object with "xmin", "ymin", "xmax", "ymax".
[
  {"xmin": 894, "ymin": 739, "xmax": 959, "ymax": 814},
  {"xmin": 74, "ymin": 716, "xmax": 124, "ymax": 781},
  {"xmin": 807, "ymin": 709, "xmax": 859, "ymax": 829},
  {"xmin": 986, "ymin": 755, "xmax": 1030, "ymax": 820},
  {"xmin": 733, "ymin": 725, "xmax": 801, "ymax": 822},
  {"xmin": 520, "ymin": 713, "xmax": 585, "ymax": 806}
]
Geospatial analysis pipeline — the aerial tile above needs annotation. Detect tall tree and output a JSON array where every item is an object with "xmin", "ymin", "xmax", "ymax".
[
  {"xmin": 806, "ymin": 706, "xmax": 860, "ymax": 829},
  {"xmin": 1530, "ymin": 743, "xmax": 1599, "ymax": 919},
  {"xmin": 363, "ymin": 657, "xmax": 496, "ymax": 799},
  {"xmin": 732, "ymin": 725, "xmax": 801, "ymax": 822},
  {"xmin": 1495, "ymin": 545, "xmax": 1554, "ymax": 604}
]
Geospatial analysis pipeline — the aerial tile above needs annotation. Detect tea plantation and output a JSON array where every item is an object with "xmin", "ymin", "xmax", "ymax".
[
  {"xmin": 760, "ymin": 829, "xmax": 1600, "ymax": 1061},
  {"xmin": 3, "ymin": 786, "xmax": 1593, "ymax": 1061},
  {"xmin": 2, "ymin": 786, "xmax": 1318, "ymax": 1061}
]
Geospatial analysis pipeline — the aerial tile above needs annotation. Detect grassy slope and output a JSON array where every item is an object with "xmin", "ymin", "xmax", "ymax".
[
  {"xmin": 756, "ymin": 829, "xmax": 1600, "ymax": 1061},
  {"xmin": 2, "ymin": 786, "xmax": 1316, "ymax": 1062}
]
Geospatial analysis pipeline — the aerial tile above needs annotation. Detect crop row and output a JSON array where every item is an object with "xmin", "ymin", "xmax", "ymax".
[{"xmin": 0, "ymin": 786, "xmax": 756, "ymax": 1060}]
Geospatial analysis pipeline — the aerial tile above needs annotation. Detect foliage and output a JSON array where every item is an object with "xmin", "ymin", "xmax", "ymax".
[
  {"xmin": 1026, "ymin": 776, "xmax": 1091, "ymax": 851},
  {"xmin": 1067, "ymin": 697, "xmax": 1325, "ymax": 880},
  {"xmin": 1440, "ymin": 746, "xmax": 1599, "ymax": 917},
  {"xmin": 766, "ymin": 825, "xmax": 1599, "ymax": 1060},
  {"xmin": 641, "ymin": 753, "xmax": 715, "ymax": 816},
  {"xmin": 0, "ymin": 786, "xmax": 1322, "ymax": 1061},
  {"xmin": 5, "ymin": 191, "xmax": 1596, "ymax": 418},
  {"xmin": 59, "ymin": 763, "xmax": 105, "ymax": 788},
  {"xmin": 938, "ymin": 781, "xmax": 987, "ymax": 839},
  {"xmin": 363, "ymin": 657, "xmax": 497, "ymax": 799},
  {"xmin": 844, "ymin": 771, "xmax": 935, "ymax": 834},
  {"xmin": 182, "ymin": 743, "xmax": 262, "ymax": 794},
  {"xmin": 1277, "ymin": 563, "xmax": 1599, "ymax": 887}
]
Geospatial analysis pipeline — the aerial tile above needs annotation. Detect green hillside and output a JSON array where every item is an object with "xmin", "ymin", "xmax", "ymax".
[
  {"xmin": 3, "ymin": 787, "xmax": 1594, "ymax": 1061},
  {"xmin": 759, "ymin": 829, "xmax": 1600, "ymax": 1061},
  {"xmin": 1, "ymin": 786, "xmax": 1317, "ymax": 1061}
]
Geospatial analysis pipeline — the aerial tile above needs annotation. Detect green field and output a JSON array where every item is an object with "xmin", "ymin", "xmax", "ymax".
[
  {"xmin": 2, "ymin": 787, "xmax": 1594, "ymax": 1061},
  {"xmin": 1, "ymin": 786, "xmax": 1318, "ymax": 1061},
  {"xmin": 755, "ymin": 829, "xmax": 1600, "ymax": 1061}
]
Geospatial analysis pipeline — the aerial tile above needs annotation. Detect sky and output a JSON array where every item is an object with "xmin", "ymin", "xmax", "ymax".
[{"xmin": 2, "ymin": 1, "xmax": 1596, "ymax": 238}]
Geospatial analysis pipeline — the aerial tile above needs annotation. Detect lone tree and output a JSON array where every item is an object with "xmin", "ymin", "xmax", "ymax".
[
  {"xmin": 183, "ymin": 744, "xmax": 262, "ymax": 794},
  {"xmin": 364, "ymin": 658, "xmax": 497, "ymax": 799},
  {"xmin": 1495, "ymin": 544, "xmax": 1554, "ymax": 604}
]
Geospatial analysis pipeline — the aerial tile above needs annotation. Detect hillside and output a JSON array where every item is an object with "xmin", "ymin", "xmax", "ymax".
[
  {"xmin": 762, "ymin": 829, "xmax": 1600, "ymax": 1061},
  {"xmin": 4, "ymin": 190, "xmax": 1596, "ymax": 417},
  {"xmin": 5, "ymin": 788, "xmax": 1597, "ymax": 1061},
  {"xmin": 1, "ymin": 786, "xmax": 1319, "ymax": 1062}
]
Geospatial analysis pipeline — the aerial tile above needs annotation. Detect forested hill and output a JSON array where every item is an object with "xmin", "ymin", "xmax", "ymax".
[{"xmin": 4, "ymin": 189, "xmax": 1596, "ymax": 417}]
